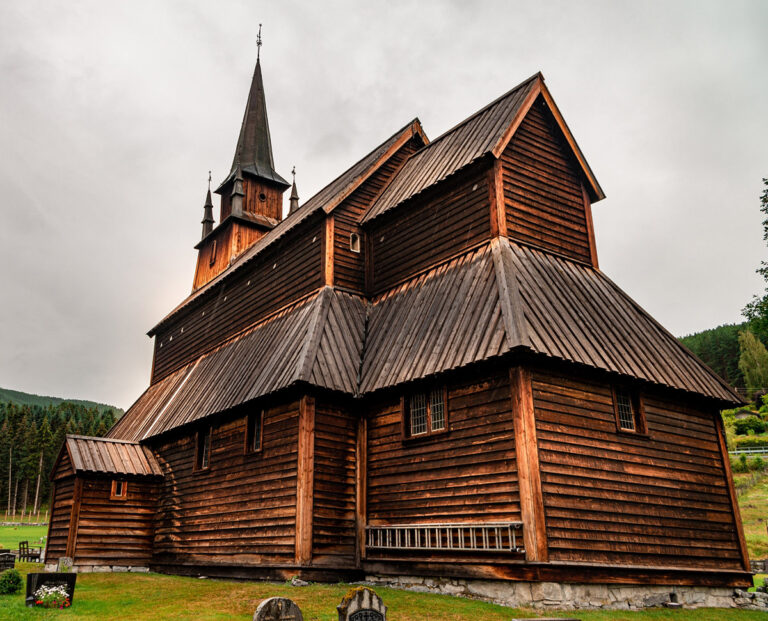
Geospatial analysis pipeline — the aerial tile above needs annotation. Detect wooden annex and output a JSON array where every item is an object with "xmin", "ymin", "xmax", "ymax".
[{"xmin": 47, "ymin": 52, "xmax": 751, "ymax": 592}]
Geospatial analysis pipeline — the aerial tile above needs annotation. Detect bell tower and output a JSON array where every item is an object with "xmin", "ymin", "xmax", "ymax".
[{"xmin": 193, "ymin": 27, "xmax": 290, "ymax": 290}]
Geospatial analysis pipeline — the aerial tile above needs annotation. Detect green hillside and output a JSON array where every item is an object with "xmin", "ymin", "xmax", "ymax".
[{"xmin": 0, "ymin": 386, "xmax": 123, "ymax": 416}]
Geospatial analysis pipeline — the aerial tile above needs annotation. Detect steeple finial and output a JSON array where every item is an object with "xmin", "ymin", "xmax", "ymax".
[
  {"xmin": 289, "ymin": 166, "xmax": 300, "ymax": 214},
  {"xmin": 257, "ymin": 23, "xmax": 262, "ymax": 62},
  {"xmin": 201, "ymin": 170, "xmax": 215, "ymax": 239}
]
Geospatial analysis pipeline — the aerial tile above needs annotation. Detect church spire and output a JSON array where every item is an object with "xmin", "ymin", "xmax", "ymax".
[
  {"xmin": 289, "ymin": 166, "xmax": 300, "ymax": 214},
  {"xmin": 201, "ymin": 171, "xmax": 214, "ymax": 239},
  {"xmin": 218, "ymin": 26, "xmax": 289, "ymax": 191}
]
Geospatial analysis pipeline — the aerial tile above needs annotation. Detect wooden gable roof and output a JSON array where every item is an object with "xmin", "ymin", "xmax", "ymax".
[
  {"xmin": 362, "ymin": 73, "xmax": 604, "ymax": 225},
  {"xmin": 149, "ymin": 119, "xmax": 426, "ymax": 337},
  {"xmin": 52, "ymin": 435, "xmax": 163, "ymax": 478},
  {"xmin": 111, "ymin": 287, "xmax": 366, "ymax": 442}
]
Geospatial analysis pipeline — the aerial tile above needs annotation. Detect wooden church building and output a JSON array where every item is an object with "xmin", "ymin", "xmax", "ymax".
[{"xmin": 46, "ymin": 46, "xmax": 752, "ymax": 596}]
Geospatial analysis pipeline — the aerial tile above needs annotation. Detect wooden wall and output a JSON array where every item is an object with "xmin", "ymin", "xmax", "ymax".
[
  {"xmin": 368, "ymin": 166, "xmax": 491, "ymax": 293},
  {"xmin": 334, "ymin": 137, "xmax": 422, "ymax": 293},
  {"xmin": 150, "ymin": 400, "xmax": 299, "ymax": 566},
  {"xmin": 193, "ymin": 225, "xmax": 234, "ymax": 291},
  {"xmin": 366, "ymin": 372, "xmax": 520, "ymax": 531},
  {"xmin": 532, "ymin": 370, "xmax": 744, "ymax": 569},
  {"xmin": 45, "ymin": 477, "xmax": 75, "ymax": 563},
  {"xmin": 153, "ymin": 217, "xmax": 324, "ymax": 383},
  {"xmin": 74, "ymin": 478, "xmax": 159, "ymax": 567},
  {"xmin": 243, "ymin": 178, "xmax": 283, "ymax": 222},
  {"xmin": 502, "ymin": 96, "xmax": 592, "ymax": 265},
  {"xmin": 312, "ymin": 400, "xmax": 357, "ymax": 567}
]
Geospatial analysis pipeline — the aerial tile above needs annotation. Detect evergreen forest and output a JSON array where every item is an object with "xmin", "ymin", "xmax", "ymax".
[{"xmin": 0, "ymin": 399, "xmax": 119, "ymax": 520}]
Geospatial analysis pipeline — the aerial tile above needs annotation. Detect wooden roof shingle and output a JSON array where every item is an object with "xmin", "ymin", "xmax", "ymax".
[{"xmin": 62, "ymin": 435, "xmax": 163, "ymax": 477}]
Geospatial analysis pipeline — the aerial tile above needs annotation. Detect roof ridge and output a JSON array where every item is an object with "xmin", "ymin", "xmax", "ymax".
[
  {"xmin": 66, "ymin": 434, "xmax": 139, "ymax": 445},
  {"xmin": 296, "ymin": 286, "xmax": 333, "ymax": 382},
  {"xmin": 491, "ymin": 237, "xmax": 530, "ymax": 350}
]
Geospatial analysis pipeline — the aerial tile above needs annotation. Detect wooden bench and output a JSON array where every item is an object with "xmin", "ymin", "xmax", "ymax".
[{"xmin": 18, "ymin": 541, "xmax": 41, "ymax": 562}]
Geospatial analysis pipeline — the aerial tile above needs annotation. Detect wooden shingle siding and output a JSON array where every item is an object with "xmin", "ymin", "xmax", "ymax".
[
  {"xmin": 151, "ymin": 400, "xmax": 299, "ymax": 566},
  {"xmin": 312, "ymin": 401, "xmax": 357, "ymax": 567},
  {"xmin": 532, "ymin": 370, "xmax": 743, "ymax": 569},
  {"xmin": 369, "ymin": 168, "xmax": 491, "ymax": 292},
  {"xmin": 503, "ymin": 96, "xmax": 592, "ymax": 264},
  {"xmin": 74, "ymin": 478, "xmax": 158, "ymax": 567},
  {"xmin": 45, "ymin": 477, "xmax": 75, "ymax": 562},
  {"xmin": 366, "ymin": 372, "xmax": 520, "ymax": 530},
  {"xmin": 152, "ymin": 218, "xmax": 324, "ymax": 383},
  {"xmin": 334, "ymin": 138, "xmax": 421, "ymax": 292}
]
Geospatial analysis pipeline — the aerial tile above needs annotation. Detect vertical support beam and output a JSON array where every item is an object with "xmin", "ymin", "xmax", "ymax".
[
  {"xmin": 488, "ymin": 159, "xmax": 507, "ymax": 239},
  {"xmin": 43, "ymin": 482, "xmax": 57, "ymax": 562},
  {"xmin": 716, "ymin": 413, "xmax": 750, "ymax": 571},
  {"xmin": 355, "ymin": 416, "xmax": 368, "ymax": 568},
  {"xmin": 510, "ymin": 366, "xmax": 548, "ymax": 562},
  {"xmin": 324, "ymin": 215, "xmax": 335, "ymax": 287},
  {"xmin": 581, "ymin": 184, "xmax": 599, "ymax": 270},
  {"xmin": 364, "ymin": 231, "xmax": 374, "ymax": 294},
  {"xmin": 295, "ymin": 395, "xmax": 316, "ymax": 566},
  {"xmin": 65, "ymin": 477, "xmax": 83, "ymax": 560}
]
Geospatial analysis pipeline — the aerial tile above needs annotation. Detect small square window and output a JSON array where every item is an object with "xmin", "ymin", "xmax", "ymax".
[
  {"xmin": 404, "ymin": 387, "xmax": 448, "ymax": 439},
  {"xmin": 195, "ymin": 426, "xmax": 212, "ymax": 471},
  {"xmin": 245, "ymin": 410, "xmax": 264, "ymax": 454},
  {"xmin": 612, "ymin": 388, "xmax": 646, "ymax": 434},
  {"xmin": 111, "ymin": 480, "xmax": 127, "ymax": 500}
]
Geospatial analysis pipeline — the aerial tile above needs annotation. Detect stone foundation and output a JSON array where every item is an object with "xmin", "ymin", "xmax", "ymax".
[
  {"xmin": 44, "ymin": 563, "xmax": 150, "ymax": 574},
  {"xmin": 365, "ymin": 575, "xmax": 768, "ymax": 611}
]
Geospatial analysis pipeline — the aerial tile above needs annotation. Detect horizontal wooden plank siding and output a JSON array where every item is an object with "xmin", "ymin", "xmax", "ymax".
[
  {"xmin": 335, "ymin": 138, "xmax": 421, "ymax": 292},
  {"xmin": 74, "ymin": 478, "xmax": 159, "ymax": 567},
  {"xmin": 532, "ymin": 370, "xmax": 743, "ymax": 569},
  {"xmin": 503, "ymin": 96, "xmax": 592, "ymax": 264},
  {"xmin": 150, "ymin": 400, "xmax": 299, "ymax": 566},
  {"xmin": 369, "ymin": 167, "xmax": 491, "ymax": 292},
  {"xmin": 153, "ymin": 218, "xmax": 324, "ymax": 383},
  {"xmin": 45, "ymin": 477, "xmax": 75, "ymax": 562},
  {"xmin": 366, "ymin": 372, "xmax": 520, "ymax": 532},
  {"xmin": 312, "ymin": 401, "xmax": 357, "ymax": 567}
]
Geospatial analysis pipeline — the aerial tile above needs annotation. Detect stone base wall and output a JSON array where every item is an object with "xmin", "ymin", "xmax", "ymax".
[
  {"xmin": 365, "ymin": 575, "xmax": 768, "ymax": 611},
  {"xmin": 44, "ymin": 563, "xmax": 150, "ymax": 574}
]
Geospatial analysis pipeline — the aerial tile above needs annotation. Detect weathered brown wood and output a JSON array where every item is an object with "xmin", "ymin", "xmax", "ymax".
[
  {"xmin": 488, "ymin": 159, "xmax": 507, "ymax": 238},
  {"xmin": 510, "ymin": 366, "xmax": 548, "ymax": 562},
  {"xmin": 65, "ymin": 477, "xmax": 83, "ymax": 559},
  {"xmin": 324, "ymin": 216, "xmax": 335, "ymax": 286},
  {"xmin": 296, "ymin": 395, "xmax": 316, "ymax": 565},
  {"xmin": 716, "ymin": 413, "xmax": 750, "ymax": 571},
  {"xmin": 581, "ymin": 183, "xmax": 599, "ymax": 269},
  {"xmin": 355, "ymin": 415, "xmax": 367, "ymax": 567}
]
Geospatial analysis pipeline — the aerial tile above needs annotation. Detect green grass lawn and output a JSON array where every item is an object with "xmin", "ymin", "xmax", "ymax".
[
  {"xmin": 0, "ymin": 563, "xmax": 764, "ymax": 621},
  {"xmin": 0, "ymin": 524, "xmax": 47, "ymax": 550},
  {"xmin": 736, "ymin": 471, "xmax": 768, "ymax": 559}
]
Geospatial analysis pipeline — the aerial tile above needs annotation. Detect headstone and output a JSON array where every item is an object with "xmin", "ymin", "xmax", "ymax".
[
  {"xmin": 25, "ymin": 572, "xmax": 77, "ymax": 607},
  {"xmin": 57, "ymin": 557, "xmax": 73, "ymax": 573},
  {"xmin": 253, "ymin": 596, "xmax": 303, "ymax": 621},
  {"xmin": 337, "ymin": 587, "xmax": 386, "ymax": 621}
]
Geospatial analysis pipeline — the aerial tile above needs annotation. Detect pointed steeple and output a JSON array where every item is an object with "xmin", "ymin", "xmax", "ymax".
[
  {"xmin": 289, "ymin": 166, "xmax": 300, "ymax": 214},
  {"xmin": 218, "ymin": 27, "xmax": 289, "ymax": 191},
  {"xmin": 201, "ymin": 171, "xmax": 215, "ymax": 239}
]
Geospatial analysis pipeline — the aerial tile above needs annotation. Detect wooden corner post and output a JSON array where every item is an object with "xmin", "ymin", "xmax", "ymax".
[
  {"xmin": 355, "ymin": 415, "xmax": 367, "ymax": 568},
  {"xmin": 715, "ymin": 412, "xmax": 751, "ymax": 571},
  {"xmin": 295, "ymin": 395, "xmax": 316, "ymax": 566},
  {"xmin": 65, "ymin": 477, "xmax": 83, "ymax": 560},
  {"xmin": 510, "ymin": 366, "xmax": 548, "ymax": 562},
  {"xmin": 488, "ymin": 158, "xmax": 507, "ymax": 239}
]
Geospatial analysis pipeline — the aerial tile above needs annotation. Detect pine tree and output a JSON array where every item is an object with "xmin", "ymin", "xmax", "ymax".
[{"xmin": 738, "ymin": 329, "xmax": 768, "ymax": 399}]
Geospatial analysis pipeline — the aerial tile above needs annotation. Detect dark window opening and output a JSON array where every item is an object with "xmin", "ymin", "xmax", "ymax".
[
  {"xmin": 404, "ymin": 387, "xmax": 448, "ymax": 439},
  {"xmin": 111, "ymin": 480, "xmax": 127, "ymax": 499},
  {"xmin": 246, "ymin": 410, "xmax": 264, "ymax": 454},
  {"xmin": 259, "ymin": 192, "xmax": 267, "ymax": 202},
  {"xmin": 350, "ymin": 232, "xmax": 361, "ymax": 253},
  {"xmin": 613, "ymin": 388, "xmax": 646, "ymax": 434},
  {"xmin": 195, "ymin": 426, "xmax": 212, "ymax": 471},
  {"xmin": 209, "ymin": 239, "xmax": 217, "ymax": 266}
]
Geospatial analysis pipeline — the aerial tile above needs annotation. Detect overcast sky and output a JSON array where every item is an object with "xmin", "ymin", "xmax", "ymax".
[{"xmin": 1, "ymin": 0, "xmax": 766, "ymax": 409}]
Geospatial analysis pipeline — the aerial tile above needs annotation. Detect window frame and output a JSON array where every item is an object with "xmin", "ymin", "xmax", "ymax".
[
  {"xmin": 194, "ymin": 425, "xmax": 212, "ymax": 472},
  {"xmin": 611, "ymin": 387, "xmax": 648, "ymax": 435},
  {"xmin": 349, "ymin": 232, "xmax": 361, "ymax": 253},
  {"xmin": 244, "ymin": 409, "xmax": 264, "ymax": 455},
  {"xmin": 209, "ymin": 239, "xmax": 218, "ymax": 266},
  {"xmin": 110, "ymin": 479, "xmax": 128, "ymax": 500},
  {"xmin": 401, "ymin": 385, "xmax": 449, "ymax": 441}
]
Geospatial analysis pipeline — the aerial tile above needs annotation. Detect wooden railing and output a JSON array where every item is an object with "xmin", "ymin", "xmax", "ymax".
[{"xmin": 365, "ymin": 522, "xmax": 524, "ymax": 553}]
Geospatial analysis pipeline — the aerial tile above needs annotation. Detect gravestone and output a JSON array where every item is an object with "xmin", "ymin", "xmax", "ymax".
[
  {"xmin": 337, "ymin": 587, "xmax": 386, "ymax": 621},
  {"xmin": 253, "ymin": 596, "xmax": 303, "ymax": 621},
  {"xmin": 25, "ymin": 573, "xmax": 77, "ymax": 607},
  {"xmin": 57, "ymin": 557, "xmax": 73, "ymax": 573}
]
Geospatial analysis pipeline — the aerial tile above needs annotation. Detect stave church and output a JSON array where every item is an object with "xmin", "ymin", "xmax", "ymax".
[{"xmin": 46, "ymin": 38, "xmax": 752, "ymax": 603}]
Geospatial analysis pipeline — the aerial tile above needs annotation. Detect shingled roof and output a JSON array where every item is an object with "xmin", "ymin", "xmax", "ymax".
[
  {"xmin": 112, "ymin": 287, "xmax": 366, "ymax": 442},
  {"xmin": 150, "ymin": 119, "xmax": 425, "ymax": 336},
  {"xmin": 58, "ymin": 435, "xmax": 163, "ymax": 477}
]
